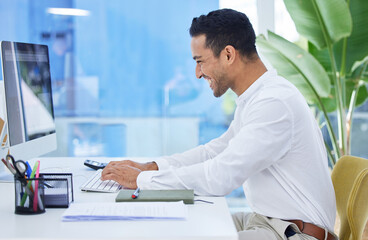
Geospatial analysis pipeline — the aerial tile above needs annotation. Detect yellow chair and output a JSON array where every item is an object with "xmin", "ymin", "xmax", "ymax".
[{"xmin": 331, "ymin": 155, "xmax": 368, "ymax": 240}]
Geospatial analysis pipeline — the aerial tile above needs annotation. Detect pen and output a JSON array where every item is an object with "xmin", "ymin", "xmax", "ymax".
[
  {"xmin": 33, "ymin": 161, "xmax": 40, "ymax": 211},
  {"xmin": 1, "ymin": 158, "xmax": 14, "ymax": 171},
  {"xmin": 20, "ymin": 161, "xmax": 38, "ymax": 207},
  {"xmin": 1, "ymin": 158, "xmax": 9, "ymax": 168},
  {"xmin": 25, "ymin": 161, "xmax": 32, "ymax": 178},
  {"xmin": 131, "ymin": 187, "xmax": 140, "ymax": 199}
]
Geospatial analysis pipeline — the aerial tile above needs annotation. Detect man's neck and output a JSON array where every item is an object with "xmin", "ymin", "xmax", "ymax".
[{"xmin": 231, "ymin": 58, "xmax": 267, "ymax": 96}]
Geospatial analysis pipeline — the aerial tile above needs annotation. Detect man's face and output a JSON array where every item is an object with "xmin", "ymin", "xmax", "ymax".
[{"xmin": 191, "ymin": 35, "xmax": 230, "ymax": 98}]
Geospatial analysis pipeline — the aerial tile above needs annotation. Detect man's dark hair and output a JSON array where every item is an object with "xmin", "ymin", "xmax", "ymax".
[{"xmin": 189, "ymin": 9, "xmax": 257, "ymax": 59}]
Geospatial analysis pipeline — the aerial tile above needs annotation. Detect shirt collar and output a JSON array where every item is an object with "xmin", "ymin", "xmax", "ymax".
[{"xmin": 235, "ymin": 69, "xmax": 277, "ymax": 105}]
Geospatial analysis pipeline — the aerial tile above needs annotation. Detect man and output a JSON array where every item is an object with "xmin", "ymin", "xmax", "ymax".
[{"xmin": 102, "ymin": 9, "xmax": 337, "ymax": 240}]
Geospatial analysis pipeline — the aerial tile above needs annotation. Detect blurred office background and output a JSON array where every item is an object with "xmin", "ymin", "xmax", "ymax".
[{"xmin": 1, "ymin": 0, "xmax": 368, "ymax": 212}]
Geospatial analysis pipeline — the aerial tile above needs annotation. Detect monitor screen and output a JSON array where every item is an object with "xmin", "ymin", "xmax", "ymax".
[
  {"xmin": 0, "ymin": 41, "xmax": 57, "ymax": 180},
  {"xmin": 2, "ymin": 41, "xmax": 55, "ymax": 144}
]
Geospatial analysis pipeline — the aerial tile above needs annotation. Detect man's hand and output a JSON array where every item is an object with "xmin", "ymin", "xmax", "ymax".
[
  {"xmin": 100, "ymin": 160, "xmax": 158, "ymax": 189},
  {"xmin": 111, "ymin": 160, "xmax": 159, "ymax": 171}
]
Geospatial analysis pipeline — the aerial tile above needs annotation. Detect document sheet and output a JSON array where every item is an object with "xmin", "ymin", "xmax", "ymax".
[{"xmin": 61, "ymin": 201, "xmax": 188, "ymax": 221}]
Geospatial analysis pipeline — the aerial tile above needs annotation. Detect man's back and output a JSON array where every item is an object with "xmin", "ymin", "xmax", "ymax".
[{"xmin": 234, "ymin": 69, "xmax": 336, "ymax": 231}]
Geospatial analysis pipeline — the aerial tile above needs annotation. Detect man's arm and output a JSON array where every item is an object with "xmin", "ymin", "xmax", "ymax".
[
  {"xmin": 137, "ymin": 98, "xmax": 293, "ymax": 195},
  {"xmin": 100, "ymin": 121, "xmax": 236, "ymax": 188},
  {"xmin": 102, "ymin": 98, "xmax": 292, "ymax": 192}
]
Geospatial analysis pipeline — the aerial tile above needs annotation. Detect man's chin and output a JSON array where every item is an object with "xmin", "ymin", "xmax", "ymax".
[
  {"xmin": 211, "ymin": 86, "xmax": 227, "ymax": 98},
  {"xmin": 213, "ymin": 91, "xmax": 224, "ymax": 98}
]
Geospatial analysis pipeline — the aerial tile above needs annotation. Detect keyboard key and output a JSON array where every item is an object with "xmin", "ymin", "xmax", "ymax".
[{"xmin": 80, "ymin": 169, "xmax": 122, "ymax": 193}]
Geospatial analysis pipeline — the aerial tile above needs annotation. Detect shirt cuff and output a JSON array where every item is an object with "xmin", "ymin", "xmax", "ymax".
[
  {"xmin": 153, "ymin": 157, "xmax": 170, "ymax": 170},
  {"xmin": 137, "ymin": 170, "xmax": 155, "ymax": 189}
]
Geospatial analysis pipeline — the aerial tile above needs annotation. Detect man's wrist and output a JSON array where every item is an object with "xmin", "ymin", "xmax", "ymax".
[{"xmin": 143, "ymin": 161, "xmax": 158, "ymax": 171}]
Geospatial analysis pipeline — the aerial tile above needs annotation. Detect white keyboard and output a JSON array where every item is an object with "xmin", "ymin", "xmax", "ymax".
[{"xmin": 80, "ymin": 169, "xmax": 122, "ymax": 193}]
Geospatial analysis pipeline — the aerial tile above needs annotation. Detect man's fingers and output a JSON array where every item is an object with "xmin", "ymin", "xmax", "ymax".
[
  {"xmin": 101, "ymin": 166, "xmax": 122, "ymax": 179},
  {"xmin": 101, "ymin": 164, "xmax": 141, "ymax": 189},
  {"xmin": 102, "ymin": 172, "xmax": 119, "ymax": 183},
  {"xmin": 104, "ymin": 160, "xmax": 154, "ymax": 172}
]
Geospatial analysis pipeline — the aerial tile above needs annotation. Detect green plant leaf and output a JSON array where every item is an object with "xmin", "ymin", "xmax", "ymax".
[
  {"xmin": 309, "ymin": 41, "xmax": 331, "ymax": 72},
  {"xmin": 321, "ymin": 95, "xmax": 336, "ymax": 113},
  {"xmin": 351, "ymin": 56, "xmax": 368, "ymax": 78},
  {"xmin": 284, "ymin": 0, "xmax": 352, "ymax": 50},
  {"xmin": 346, "ymin": 81, "xmax": 368, "ymax": 108},
  {"xmin": 257, "ymin": 32, "xmax": 331, "ymax": 103},
  {"xmin": 335, "ymin": 0, "xmax": 368, "ymax": 74},
  {"xmin": 308, "ymin": 0, "xmax": 368, "ymax": 76},
  {"xmin": 320, "ymin": 81, "xmax": 368, "ymax": 112},
  {"xmin": 355, "ymin": 84, "xmax": 368, "ymax": 108},
  {"xmin": 309, "ymin": 43, "xmax": 368, "ymax": 109},
  {"xmin": 362, "ymin": 75, "xmax": 368, "ymax": 83}
]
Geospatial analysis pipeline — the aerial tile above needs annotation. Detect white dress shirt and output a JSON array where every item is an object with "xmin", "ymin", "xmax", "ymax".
[{"xmin": 137, "ymin": 69, "xmax": 336, "ymax": 231}]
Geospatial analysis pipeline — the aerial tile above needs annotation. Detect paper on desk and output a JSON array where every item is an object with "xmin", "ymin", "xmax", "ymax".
[{"xmin": 61, "ymin": 201, "xmax": 188, "ymax": 222}]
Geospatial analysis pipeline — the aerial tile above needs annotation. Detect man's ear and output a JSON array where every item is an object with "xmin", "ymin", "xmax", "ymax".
[{"xmin": 223, "ymin": 45, "xmax": 236, "ymax": 64}]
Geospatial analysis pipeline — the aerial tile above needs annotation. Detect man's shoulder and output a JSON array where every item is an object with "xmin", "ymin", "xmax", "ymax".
[{"xmin": 255, "ymin": 76, "xmax": 300, "ymax": 102}]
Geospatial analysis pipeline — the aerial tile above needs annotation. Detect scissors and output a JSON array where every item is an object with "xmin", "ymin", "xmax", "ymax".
[
  {"xmin": 2, "ymin": 155, "xmax": 34, "ymax": 202},
  {"xmin": 2, "ymin": 154, "xmax": 28, "ymax": 178}
]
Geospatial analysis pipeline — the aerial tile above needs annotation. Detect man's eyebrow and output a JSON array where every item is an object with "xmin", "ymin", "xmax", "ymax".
[{"xmin": 193, "ymin": 56, "xmax": 202, "ymax": 60}]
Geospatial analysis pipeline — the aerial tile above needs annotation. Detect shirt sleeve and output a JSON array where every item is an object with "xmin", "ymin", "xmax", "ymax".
[{"xmin": 138, "ymin": 97, "xmax": 293, "ymax": 195}]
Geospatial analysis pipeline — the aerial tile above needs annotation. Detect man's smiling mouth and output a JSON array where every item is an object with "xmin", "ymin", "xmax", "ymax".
[{"xmin": 204, "ymin": 77, "xmax": 214, "ymax": 89}]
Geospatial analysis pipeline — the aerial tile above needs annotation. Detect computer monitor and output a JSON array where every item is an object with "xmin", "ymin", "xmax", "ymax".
[{"xmin": 0, "ymin": 41, "xmax": 57, "ymax": 180}]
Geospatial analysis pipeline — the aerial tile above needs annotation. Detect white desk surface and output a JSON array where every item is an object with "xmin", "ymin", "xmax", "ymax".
[{"xmin": 0, "ymin": 157, "xmax": 238, "ymax": 240}]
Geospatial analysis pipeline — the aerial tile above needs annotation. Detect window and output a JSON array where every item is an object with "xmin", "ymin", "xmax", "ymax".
[{"xmin": 0, "ymin": 0, "xmax": 225, "ymax": 158}]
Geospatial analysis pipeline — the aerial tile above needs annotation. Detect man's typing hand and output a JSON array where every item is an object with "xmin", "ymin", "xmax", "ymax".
[
  {"xmin": 101, "ymin": 163, "xmax": 141, "ymax": 189},
  {"xmin": 100, "ymin": 160, "xmax": 158, "ymax": 189},
  {"xmin": 110, "ymin": 160, "xmax": 158, "ymax": 171}
]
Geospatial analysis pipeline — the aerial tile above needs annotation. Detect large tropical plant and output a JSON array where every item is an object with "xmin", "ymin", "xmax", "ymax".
[{"xmin": 256, "ymin": 0, "xmax": 368, "ymax": 166}]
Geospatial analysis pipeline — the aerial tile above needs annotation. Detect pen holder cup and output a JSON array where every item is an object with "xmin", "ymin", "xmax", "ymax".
[{"xmin": 14, "ymin": 176, "xmax": 46, "ymax": 214}]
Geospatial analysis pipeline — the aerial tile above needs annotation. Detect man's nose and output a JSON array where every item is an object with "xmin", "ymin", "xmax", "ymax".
[{"xmin": 195, "ymin": 64, "xmax": 203, "ymax": 79}]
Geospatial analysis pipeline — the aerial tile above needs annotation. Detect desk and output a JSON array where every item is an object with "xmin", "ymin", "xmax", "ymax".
[{"xmin": 0, "ymin": 157, "xmax": 238, "ymax": 240}]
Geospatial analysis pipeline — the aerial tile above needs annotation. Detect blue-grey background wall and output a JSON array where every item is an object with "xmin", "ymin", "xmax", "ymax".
[{"xmin": 0, "ymin": 0, "xmax": 229, "ymax": 157}]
